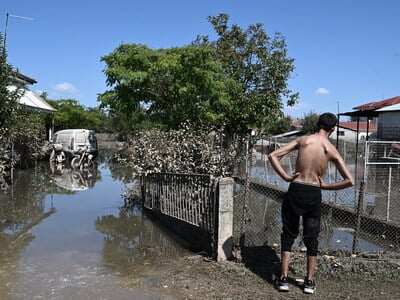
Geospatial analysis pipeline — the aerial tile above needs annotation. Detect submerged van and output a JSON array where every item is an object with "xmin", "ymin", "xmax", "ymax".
[{"xmin": 51, "ymin": 129, "xmax": 98, "ymax": 159}]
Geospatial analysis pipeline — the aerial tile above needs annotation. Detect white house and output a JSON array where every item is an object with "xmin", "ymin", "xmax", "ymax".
[
  {"xmin": 9, "ymin": 71, "xmax": 57, "ymax": 139},
  {"xmin": 330, "ymin": 122, "xmax": 377, "ymax": 142},
  {"xmin": 10, "ymin": 71, "xmax": 56, "ymax": 114}
]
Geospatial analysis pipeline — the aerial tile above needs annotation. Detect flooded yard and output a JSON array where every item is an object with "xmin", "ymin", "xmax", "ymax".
[
  {"xmin": 1, "ymin": 149, "xmax": 399, "ymax": 299},
  {"xmin": 0, "ymin": 150, "xmax": 186, "ymax": 299}
]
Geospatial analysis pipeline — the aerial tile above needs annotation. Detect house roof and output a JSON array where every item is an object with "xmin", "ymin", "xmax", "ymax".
[
  {"xmin": 272, "ymin": 130, "xmax": 303, "ymax": 138},
  {"xmin": 11, "ymin": 70, "xmax": 37, "ymax": 85},
  {"xmin": 8, "ymin": 86, "xmax": 57, "ymax": 114},
  {"xmin": 375, "ymin": 103, "xmax": 400, "ymax": 112},
  {"xmin": 353, "ymin": 95, "xmax": 400, "ymax": 111},
  {"xmin": 339, "ymin": 121, "xmax": 377, "ymax": 132}
]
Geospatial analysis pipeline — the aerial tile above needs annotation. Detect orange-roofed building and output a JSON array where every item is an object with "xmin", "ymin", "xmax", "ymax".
[{"xmin": 330, "ymin": 121, "xmax": 377, "ymax": 141}]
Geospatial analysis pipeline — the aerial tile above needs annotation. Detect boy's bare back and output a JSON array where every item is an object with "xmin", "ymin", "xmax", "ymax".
[
  {"xmin": 295, "ymin": 133, "xmax": 339, "ymax": 185},
  {"xmin": 268, "ymin": 130, "xmax": 354, "ymax": 190}
]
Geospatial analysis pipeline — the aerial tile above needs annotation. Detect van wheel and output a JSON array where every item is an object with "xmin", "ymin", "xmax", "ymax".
[{"xmin": 71, "ymin": 157, "xmax": 80, "ymax": 169}]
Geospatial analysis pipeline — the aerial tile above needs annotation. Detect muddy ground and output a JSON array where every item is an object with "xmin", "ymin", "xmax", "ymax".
[{"xmin": 117, "ymin": 249, "xmax": 400, "ymax": 300}]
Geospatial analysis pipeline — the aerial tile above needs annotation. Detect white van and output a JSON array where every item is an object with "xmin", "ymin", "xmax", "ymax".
[{"xmin": 51, "ymin": 129, "xmax": 98, "ymax": 159}]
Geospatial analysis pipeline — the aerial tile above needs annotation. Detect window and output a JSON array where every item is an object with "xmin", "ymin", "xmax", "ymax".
[{"xmin": 75, "ymin": 133, "xmax": 86, "ymax": 143}]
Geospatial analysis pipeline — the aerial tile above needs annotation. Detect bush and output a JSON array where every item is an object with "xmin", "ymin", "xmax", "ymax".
[{"xmin": 119, "ymin": 124, "xmax": 246, "ymax": 177}]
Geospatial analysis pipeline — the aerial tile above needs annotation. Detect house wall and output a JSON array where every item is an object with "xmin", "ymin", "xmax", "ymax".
[
  {"xmin": 330, "ymin": 127, "xmax": 367, "ymax": 141},
  {"xmin": 378, "ymin": 111, "xmax": 400, "ymax": 140}
]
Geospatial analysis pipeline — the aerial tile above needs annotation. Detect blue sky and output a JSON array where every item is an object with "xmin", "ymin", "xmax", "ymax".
[{"xmin": 2, "ymin": 0, "xmax": 400, "ymax": 118}]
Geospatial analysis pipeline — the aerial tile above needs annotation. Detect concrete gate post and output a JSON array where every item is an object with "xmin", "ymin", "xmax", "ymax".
[{"xmin": 217, "ymin": 177, "xmax": 234, "ymax": 262}]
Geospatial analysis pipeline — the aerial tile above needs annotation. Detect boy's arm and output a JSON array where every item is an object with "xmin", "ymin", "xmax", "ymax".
[
  {"xmin": 318, "ymin": 149, "xmax": 355, "ymax": 190},
  {"xmin": 267, "ymin": 140, "xmax": 300, "ymax": 182}
]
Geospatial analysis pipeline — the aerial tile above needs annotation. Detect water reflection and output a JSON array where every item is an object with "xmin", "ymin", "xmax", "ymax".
[
  {"xmin": 0, "ymin": 149, "xmax": 187, "ymax": 299},
  {"xmin": 96, "ymin": 206, "xmax": 189, "ymax": 277},
  {"xmin": 50, "ymin": 162, "xmax": 99, "ymax": 192},
  {"xmin": 0, "ymin": 163, "xmax": 56, "ymax": 298}
]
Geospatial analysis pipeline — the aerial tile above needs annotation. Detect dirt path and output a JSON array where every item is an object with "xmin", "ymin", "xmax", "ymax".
[{"xmin": 118, "ymin": 251, "xmax": 400, "ymax": 299}]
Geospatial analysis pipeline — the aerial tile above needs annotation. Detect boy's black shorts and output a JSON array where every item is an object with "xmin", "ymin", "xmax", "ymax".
[{"xmin": 281, "ymin": 181, "xmax": 322, "ymax": 256}]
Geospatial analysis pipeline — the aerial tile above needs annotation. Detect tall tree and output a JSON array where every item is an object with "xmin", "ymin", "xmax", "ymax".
[
  {"xmin": 0, "ymin": 33, "xmax": 48, "ymax": 167},
  {"xmin": 0, "ymin": 33, "xmax": 24, "ymax": 158},
  {"xmin": 194, "ymin": 14, "xmax": 298, "ymax": 132},
  {"xmin": 99, "ymin": 14, "xmax": 298, "ymax": 133},
  {"xmin": 99, "ymin": 44, "xmax": 228, "ymax": 131},
  {"xmin": 0, "ymin": 34, "xmax": 22, "ymax": 136}
]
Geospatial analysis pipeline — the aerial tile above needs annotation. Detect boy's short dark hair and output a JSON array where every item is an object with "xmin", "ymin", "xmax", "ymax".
[{"xmin": 317, "ymin": 112, "xmax": 337, "ymax": 131}]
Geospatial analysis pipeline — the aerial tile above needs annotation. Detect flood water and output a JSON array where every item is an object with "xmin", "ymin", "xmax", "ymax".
[
  {"xmin": 1, "ymin": 148, "xmax": 397, "ymax": 299},
  {"xmin": 0, "ymin": 150, "xmax": 186, "ymax": 300}
]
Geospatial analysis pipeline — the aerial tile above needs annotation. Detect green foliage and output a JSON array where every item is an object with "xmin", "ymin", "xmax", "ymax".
[
  {"xmin": 46, "ymin": 98, "xmax": 108, "ymax": 132},
  {"xmin": 301, "ymin": 111, "xmax": 320, "ymax": 133},
  {"xmin": 99, "ymin": 44, "xmax": 229, "ymax": 132},
  {"xmin": 0, "ymin": 41, "xmax": 48, "ymax": 167},
  {"xmin": 10, "ymin": 110, "xmax": 47, "ymax": 167},
  {"xmin": 0, "ymin": 33, "xmax": 22, "ymax": 147},
  {"xmin": 264, "ymin": 115, "xmax": 292, "ymax": 135},
  {"xmin": 195, "ymin": 14, "xmax": 298, "ymax": 132},
  {"xmin": 99, "ymin": 14, "xmax": 298, "ymax": 134}
]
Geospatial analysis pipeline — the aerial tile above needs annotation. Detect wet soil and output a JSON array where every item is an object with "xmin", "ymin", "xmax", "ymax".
[{"xmin": 118, "ymin": 250, "xmax": 400, "ymax": 299}]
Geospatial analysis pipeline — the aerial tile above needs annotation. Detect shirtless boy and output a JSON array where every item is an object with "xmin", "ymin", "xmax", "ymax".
[{"xmin": 268, "ymin": 112, "xmax": 355, "ymax": 294}]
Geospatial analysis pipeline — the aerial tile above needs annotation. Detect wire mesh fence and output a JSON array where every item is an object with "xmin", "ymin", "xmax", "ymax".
[{"xmin": 233, "ymin": 136, "xmax": 400, "ymax": 254}]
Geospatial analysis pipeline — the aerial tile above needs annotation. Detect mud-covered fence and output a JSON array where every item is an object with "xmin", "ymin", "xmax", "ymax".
[
  {"xmin": 233, "ymin": 137, "xmax": 400, "ymax": 254},
  {"xmin": 141, "ymin": 173, "xmax": 219, "ymax": 256}
]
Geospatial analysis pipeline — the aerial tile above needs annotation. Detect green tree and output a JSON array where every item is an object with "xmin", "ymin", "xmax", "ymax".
[
  {"xmin": 99, "ymin": 44, "xmax": 228, "ymax": 132},
  {"xmin": 301, "ymin": 111, "xmax": 320, "ymax": 134},
  {"xmin": 46, "ymin": 98, "xmax": 107, "ymax": 132},
  {"xmin": 194, "ymin": 14, "xmax": 299, "ymax": 132},
  {"xmin": 11, "ymin": 110, "xmax": 47, "ymax": 167},
  {"xmin": 0, "ymin": 34, "xmax": 22, "ymax": 147},
  {"xmin": 264, "ymin": 115, "xmax": 292, "ymax": 135},
  {"xmin": 1, "ymin": 33, "xmax": 23, "ymax": 162},
  {"xmin": 99, "ymin": 14, "xmax": 298, "ymax": 134},
  {"xmin": 1, "ymin": 33, "xmax": 49, "ymax": 167}
]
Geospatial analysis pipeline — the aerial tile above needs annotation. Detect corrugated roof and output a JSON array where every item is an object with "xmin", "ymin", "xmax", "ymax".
[
  {"xmin": 7, "ymin": 86, "xmax": 57, "ymax": 114},
  {"xmin": 339, "ymin": 121, "xmax": 377, "ymax": 132},
  {"xmin": 353, "ymin": 95, "xmax": 400, "ymax": 110},
  {"xmin": 375, "ymin": 103, "xmax": 400, "ymax": 112}
]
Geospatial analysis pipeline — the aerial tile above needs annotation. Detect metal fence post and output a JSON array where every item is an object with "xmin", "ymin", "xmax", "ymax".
[{"xmin": 352, "ymin": 180, "xmax": 365, "ymax": 253}]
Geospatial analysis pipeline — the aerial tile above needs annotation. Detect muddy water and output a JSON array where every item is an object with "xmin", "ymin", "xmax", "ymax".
[{"xmin": 0, "ymin": 151, "xmax": 186, "ymax": 299}]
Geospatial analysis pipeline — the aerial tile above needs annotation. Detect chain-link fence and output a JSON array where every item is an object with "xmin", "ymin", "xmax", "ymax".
[{"xmin": 233, "ymin": 136, "xmax": 400, "ymax": 254}]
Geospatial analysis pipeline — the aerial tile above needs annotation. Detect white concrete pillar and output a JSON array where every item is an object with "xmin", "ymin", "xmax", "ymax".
[{"xmin": 217, "ymin": 177, "xmax": 234, "ymax": 262}]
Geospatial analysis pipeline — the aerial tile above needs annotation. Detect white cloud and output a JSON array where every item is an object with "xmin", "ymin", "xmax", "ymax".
[
  {"xmin": 53, "ymin": 82, "xmax": 79, "ymax": 95},
  {"xmin": 315, "ymin": 87, "xmax": 329, "ymax": 95}
]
